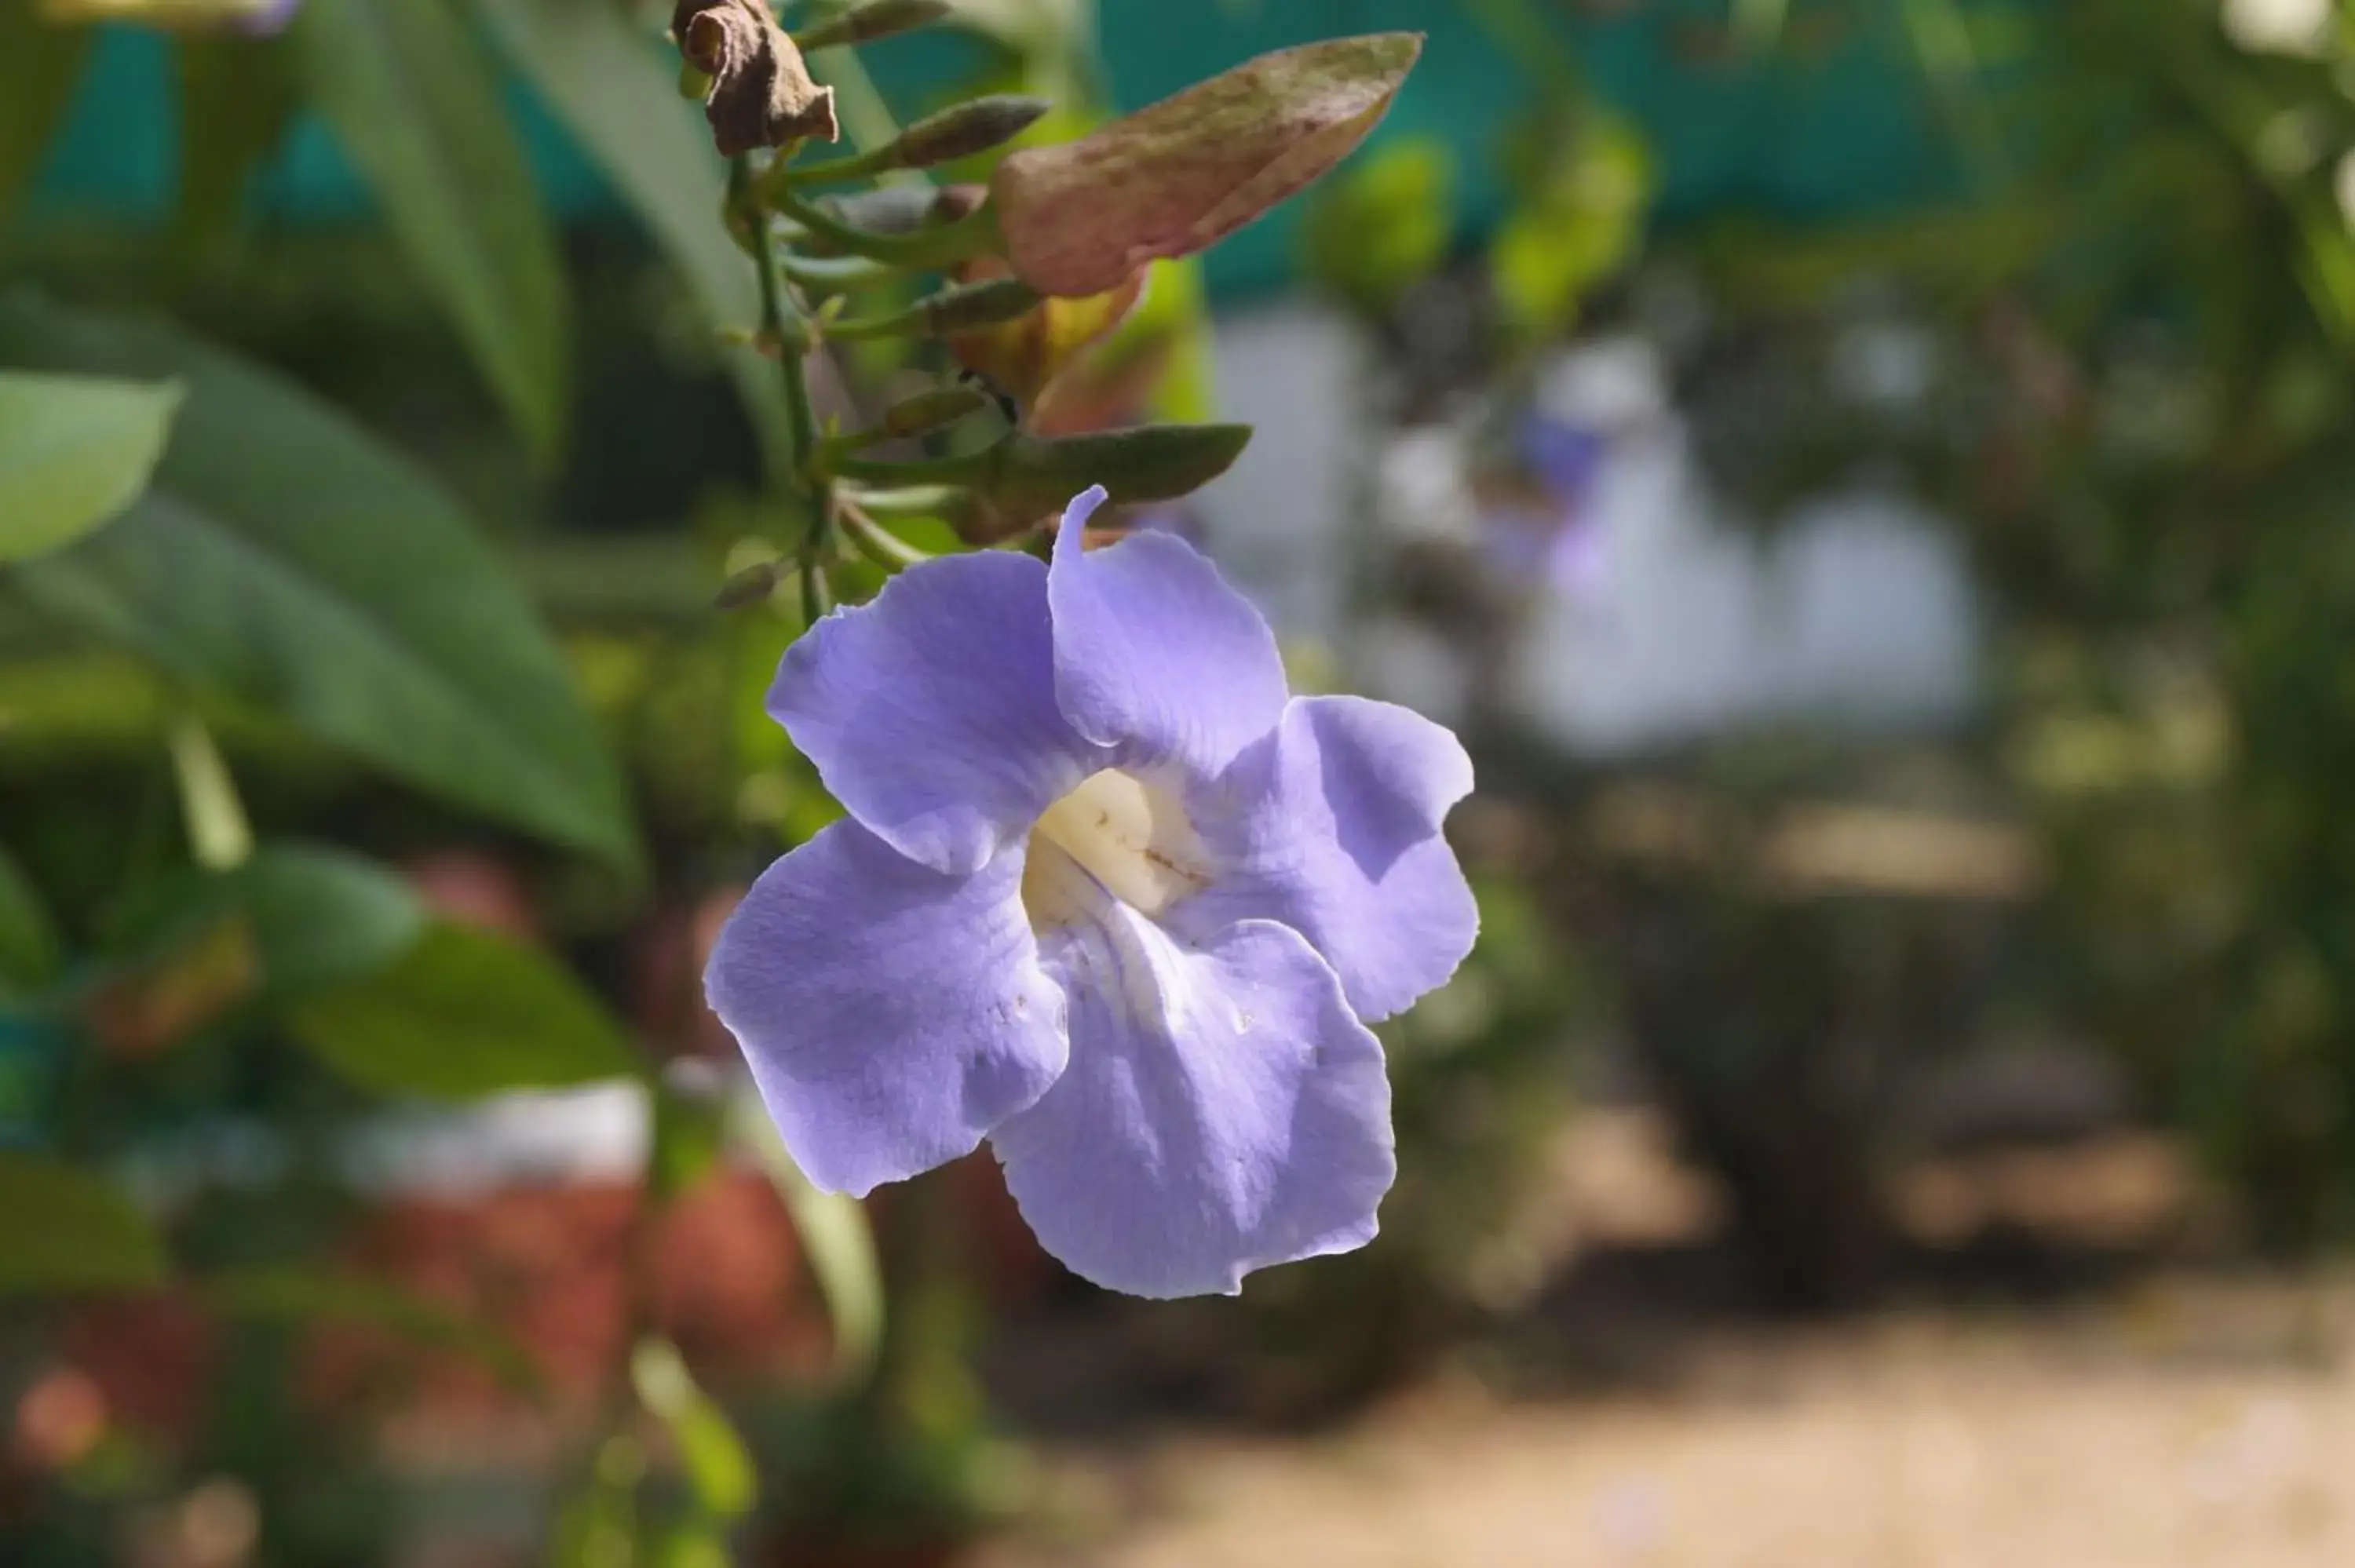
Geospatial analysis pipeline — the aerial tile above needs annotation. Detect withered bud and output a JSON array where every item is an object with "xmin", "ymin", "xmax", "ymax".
[
  {"xmin": 790, "ymin": 0, "xmax": 950, "ymax": 51},
  {"xmin": 880, "ymin": 386, "xmax": 992, "ymax": 438},
  {"xmin": 672, "ymin": 0, "xmax": 838, "ymax": 157},
  {"xmin": 922, "ymin": 277, "xmax": 1042, "ymax": 334},
  {"xmin": 712, "ymin": 560, "xmax": 783, "ymax": 609},
  {"xmin": 893, "ymin": 95, "xmax": 1051, "ymax": 169}
]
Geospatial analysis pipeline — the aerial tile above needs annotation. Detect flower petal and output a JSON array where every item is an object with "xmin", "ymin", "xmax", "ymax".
[
  {"xmin": 1179, "ymin": 695, "xmax": 1477, "ymax": 1021},
  {"xmin": 1048, "ymin": 485, "xmax": 1291, "ymax": 778},
  {"xmin": 706, "ymin": 821, "xmax": 1069, "ymax": 1197},
  {"xmin": 770, "ymin": 549, "xmax": 1101, "ymax": 874},
  {"xmin": 990, "ymin": 881, "xmax": 1393, "ymax": 1298}
]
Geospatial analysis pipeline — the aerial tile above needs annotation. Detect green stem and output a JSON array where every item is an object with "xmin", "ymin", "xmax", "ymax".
[
  {"xmin": 773, "ymin": 183, "xmax": 1002, "ymax": 271},
  {"xmin": 837, "ymin": 502, "xmax": 932, "ymax": 571},
  {"xmin": 778, "ymin": 251, "xmax": 898, "ymax": 292},
  {"xmin": 831, "ymin": 446, "xmax": 996, "ymax": 489},
  {"xmin": 842, "ymin": 483, "xmax": 968, "ymax": 518},
  {"xmin": 736, "ymin": 155, "xmax": 834, "ymax": 609}
]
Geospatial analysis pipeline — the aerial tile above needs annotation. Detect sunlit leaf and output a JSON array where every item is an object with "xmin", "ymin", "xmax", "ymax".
[
  {"xmin": 290, "ymin": 0, "xmax": 571, "ymax": 457},
  {"xmin": 0, "ymin": 371, "xmax": 181, "ymax": 563},
  {"xmin": 290, "ymin": 921, "xmax": 641, "ymax": 1100},
  {"xmin": 0, "ymin": 1151, "xmax": 166, "ymax": 1296},
  {"xmin": 630, "ymin": 1338, "xmax": 756, "ymax": 1519},
  {"xmin": 0, "ymin": 297, "xmax": 637, "ymax": 868}
]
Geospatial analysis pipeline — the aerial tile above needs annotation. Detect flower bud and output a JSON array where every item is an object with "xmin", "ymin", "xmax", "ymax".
[
  {"xmin": 978, "ymin": 425, "xmax": 1251, "ymax": 523},
  {"xmin": 790, "ymin": 0, "xmax": 949, "ymax": 52},
  {"xmin": 880, "ymin": 385, "xmax": 992, "ymax": 439},
  {"xmin": 922, "ymin": 277, "xmax": 1042, "ymax": 334},
  {"xmin": 712, "ymin": 560, "xmax": 783, "ymax": 609},
  {"xmin": 894, "ymin": 95, "xmax": 1051, "ymax": 169},
  {"xmin": 991, "ymin": 33, "xmax": 1420, "ymax": 297}
]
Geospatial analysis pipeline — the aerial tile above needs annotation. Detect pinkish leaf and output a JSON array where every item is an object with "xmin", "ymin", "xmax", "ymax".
[{"xmin": 989, "ymin": 32, "xmax": 1422, "ymax": 298}]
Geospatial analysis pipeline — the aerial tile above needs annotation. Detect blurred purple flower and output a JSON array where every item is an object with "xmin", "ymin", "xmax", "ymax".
[
  {"xmin": 239, "ymin": 0, "xmax": 303, "ymax": 35},
  {"xmin": 1517, "ymin": 414, "xmax": 1607, "ymax": 499},
  {"xmin": 1484, "ymin": 413, "xmax": 1611, "ymax": 600},
  {"xmin": 706, "ymin": 487, "xmax": 1477, "ymax": 1297}
]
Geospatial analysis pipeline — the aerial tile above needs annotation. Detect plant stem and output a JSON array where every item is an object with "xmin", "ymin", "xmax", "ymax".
[
  {"xmin": 736, "ymin": 154, "xmax": 834, "ymax": 615},
  {"xmin": 772, "ymin": 182, "xmax": 1001, "ymax": 271},
  {"xmin": 837, "ymin": 499, "xmax": 932, "ymax": 571}
]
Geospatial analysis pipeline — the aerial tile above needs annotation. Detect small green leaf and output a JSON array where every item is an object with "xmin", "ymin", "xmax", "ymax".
[
  {"xmin": 0, "ymin": 297, "xmax": 637, "ymax": 868},
  {"xmin": 0, "ymin": 371, "xmax": 182, "ymax": 563},
  {"xmin": 0, "ymin": 9, "xmax": 89, "ymax": 221},
  {"xmin": 474, "ymin": 0, "xmax": 788, "ymax": 467},
  {"xmin": 290, "ymin": 921, "xmax": 641, "ymax": 1100},
  {"xmin": 166, "ymin": 711, "xmax": 253, "ymax": 872},
  {"xmin": 0, "ymin": 1151, "xmax": 167, "ymax": 1296},
  {"xmin": 290, "ymin": 0, "xmax": 571, "ymax": 457},
  {"xmin": 630, "ymin": 1338, "xmax": 756, "ymax": 1519},
  {"xmin": 0, "ymin": 844, "xmax": 61, "ymax": 997},
  {"xmin": 203, "ymin": 1265, "xmax": 543, "ymax": 1395}
]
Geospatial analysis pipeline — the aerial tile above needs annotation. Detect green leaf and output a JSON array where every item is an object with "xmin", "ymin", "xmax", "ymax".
[
  {"xmin": 99, "ymin": 843, "xmax": 422, "ymax": 999},
  {"xmin": 203, "ymin": 1265, "xmax": 543, "ymax": 1395},
  {"xmin": 733, "ymin": 1095, "xmax": 882, "ymax": 1385},
  {"xmin": 289, "ymin": 0, "xmax": 571, "ymax": 457},
  {"xmin": 0, "ymin": 1151, "xmax": 167, "ymax": 1296},
  {"xmin": 630, "ymin": 1338, "xmax": 756, "ymax": 1519},
  {"xmin": 174, "ymin": 36, "xmax": 295, "ymax": 253},
  {"xmin": 235, "ymin": 845, "xmax": 425, "ymax": 995},
  {"xmin": 290, "ymin": 921, "xmax": 641, "ymax": 1100},
  {"xmin": 0, "ymin": 844, "xmax": 62, "ymax": 997},
  {"xmin": 473, "ymin": 0, "xmax": 788, "ymax": 467},
  {"xmin": 0, "ymin": 297, "xmax": 637, "ymax": 867},
  {"xmin": 166, "ymin": 711, "xmax": 253, "ymax": 872},
  {"xmin": 0, "ymin": 371, "xmax": 182, "ymax": 563},
  {"xmin": 0, "ymin": 9, "xmax": 89, "ymax": 221}
]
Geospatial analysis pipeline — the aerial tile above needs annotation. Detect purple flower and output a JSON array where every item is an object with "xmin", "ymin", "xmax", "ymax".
[{"xmin": 706, "ymin": 487, "xmax": 1477, "ymax": 1297}]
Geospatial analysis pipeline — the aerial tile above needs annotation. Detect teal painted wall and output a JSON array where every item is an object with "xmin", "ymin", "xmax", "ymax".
[{"xmin": 27, "ymin": 2, "xmax": 1976, "ymax": 300}]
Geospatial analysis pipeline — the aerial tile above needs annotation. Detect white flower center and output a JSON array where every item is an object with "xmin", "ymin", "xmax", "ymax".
[{"xmin": 1021, "ymin": 768, "xmax": 1212, "ymax": 931}]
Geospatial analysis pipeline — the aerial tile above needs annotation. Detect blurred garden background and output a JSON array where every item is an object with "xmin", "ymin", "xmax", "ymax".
[{"xmin": 10, "ymin": 0, "xmax": 2355, "ymax": 1562}]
